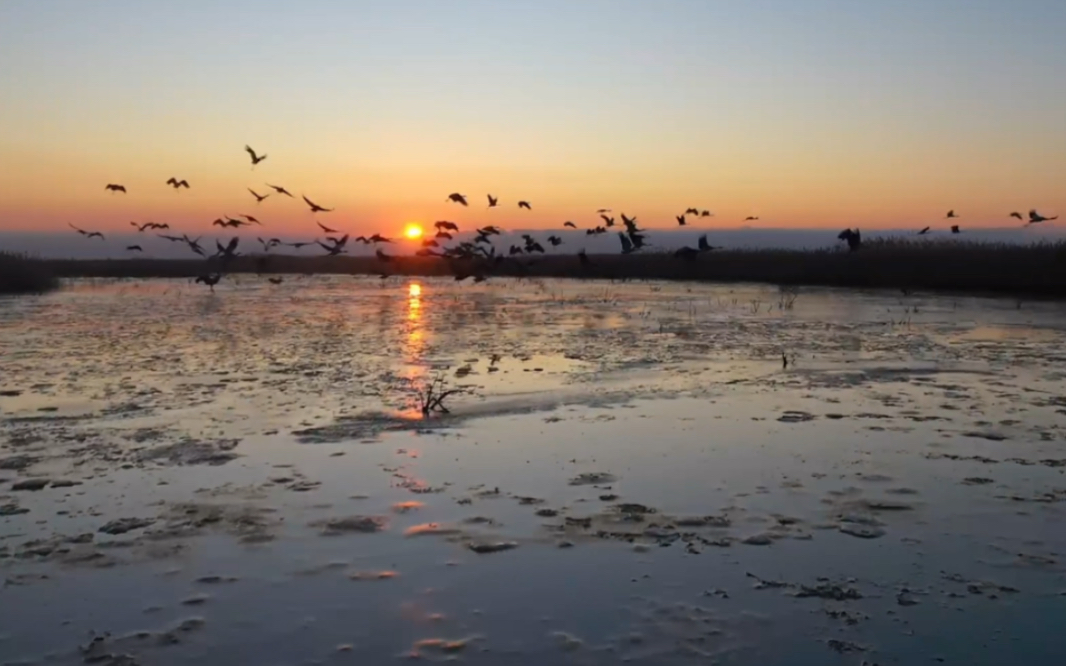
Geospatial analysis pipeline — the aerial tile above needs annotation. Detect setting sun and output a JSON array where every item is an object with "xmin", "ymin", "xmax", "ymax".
[{"xmin": 404, "ymin": 223, "xmax": 423, "ymax": 240}]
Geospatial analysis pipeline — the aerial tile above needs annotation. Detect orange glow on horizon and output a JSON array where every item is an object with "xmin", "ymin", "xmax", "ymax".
[{"xmin": 404, "ymin": 223, "xmax": 423, "ymax": 240}]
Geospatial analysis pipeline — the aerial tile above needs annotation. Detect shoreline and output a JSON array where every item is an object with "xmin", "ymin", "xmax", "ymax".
[{"xmin": 34, "ymin": 239, "xmax": 1066, "ymax": 299}]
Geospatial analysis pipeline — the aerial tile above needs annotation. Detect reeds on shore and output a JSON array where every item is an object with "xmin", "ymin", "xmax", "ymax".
[
  {"xmin": 0, "ymin": 251, "xmax": 59, "ymax": 295},
  {"xmin": 38, "ymin": 237, "xmax": 1066, "ymax": 298}
]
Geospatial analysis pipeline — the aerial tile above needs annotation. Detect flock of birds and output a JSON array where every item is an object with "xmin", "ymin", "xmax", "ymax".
[{"xmin": 77, "ymin": 145, "xmax": 1059, "ymax": 288}]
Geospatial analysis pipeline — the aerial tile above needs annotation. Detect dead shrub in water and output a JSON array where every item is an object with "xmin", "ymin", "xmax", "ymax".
[
  {"xmin": 411, "ymin": 374, "xmax": 468, "ymax": 416},
  {"xmin": 0, "ymin": 251, "xmax": 59, "ymax": 295}
]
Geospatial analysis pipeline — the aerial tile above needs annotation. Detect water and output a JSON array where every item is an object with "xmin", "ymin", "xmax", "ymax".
[{"xmin": 2, "ymin": 276, "xmax": 1066, "ymax": 664}]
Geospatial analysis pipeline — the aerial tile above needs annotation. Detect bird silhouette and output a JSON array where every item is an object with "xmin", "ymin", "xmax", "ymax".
[
  {"xmin": 837, "ymin": 228, "xmax": 861, "ymax": 251},
  {"xmin": 617, "ymin": 232, "xmax": 636, "ymax": 254},
  {"xmin": 158, "ymin": 234, "xmax": 185, "ymax": 243},
  {"xmin": 266, "ymin": 184, "xmax": 293, "ymax": 197},
  {"xmin": 547, "ymin": 235, "xmax": 563, "ymax": 246},
  {"xmin": 129, "ymin": 221, "xmax": 155, "ymax": 232},
  {"xmin": 917, "ymin": 226, "xmax": 931, "ymax": 235},
  {"xmin": 447, "ymin": 193, "xmax": 468, "ymax": 206},
  {"xmin": 369, "ymin": 233, "xmax": 393, "ymax": 244},
  {"xmin": 620, "ymin": 214, "xmax": 640, "ymax": 234},
  {"xmin": 68, "ymin": 223, "xmax": 105, "ymax": 239},
  {"xmin": 126, "ymin": 245, "xmax": 143, "ymax": 252},
  {"xmin": 596, "ymin": 208, "xmax": 612, "ymax": 214},
  {"xmin": 317, "ymin": 221, "xmax": 339, "ymax": 234},
  {"xmin": 318, "ymin": 234, "xmax": 349, "ymax": 256},
  {"xmin": 1029, "ymin": 209, "xmax": 1058, "ymax": 224},
  {"xmin": 479, "ymin": 225, "xmax": 502, "ymax": 235},
  {"xmin": 240, "ymin": 214, "xmax": 262, "ymax": 225},
  {"xmin": 435, "ymin": 220, "xmax": 460, "ymax": 232},
  {"xmin": 376, "ymin": 249, "xmax": 393, "ymax": 262},
  {"xmin": 245, "ymin": 145, "xmax": 267, "ymax": 167},
  {"xmin": 951, "ymin": 225, "xmax": 960, "ymax": 234},
  {"xmin": 684, "ymin": 208, "xmax": 699, "ymax": 216},
  {"xmin": 487, "ymin": 194, "xmax": 498, "ymax": 208},
  {"xmin": 166, "ymin": 177, "xmax": 190, "ymax": 189},
  {"xmin": 518, "ymin": 201, "xmax": 532, "ymax": 210},
  {"xmin": 744, "ymin": 216, "xmax": 759, "ymax": 221},
  {"xmin": 700, "ymin": 210, "xmax": 712, "ymax": 217},
  {"xmin": 183, "ymin": 235, "xmax": 206, "ymax": 257},
  {"xmin": 563, "ymin": 221, "xmax": 577, "ymax": 228},
  {"xmin": 586, "ymin": 226, "xmax": 607, "ymax": 236},
  {"xmin": 600, "ymin": 214, "xmax": 615, "ymax": 227},
  {"xmin": 578, "ymin": 249, "xmax": 591, "ymax": 266},
  {"xmin": 945, "ymin": 210, "xmax": 958, "ymax": 219},
  {"xmin": 105, "ymin": 184, "xmax": 126, "ymax": 193},
  {"xmin": 303, "ymin": 195, "xmax": 333, "ymax": 213},
  {"xmin": 1009, "ymin": 211, "xmax": 1024, "ymax": 220},
  {"xmin": 215, "ymin": 237, "xmax": 240, "ymax": 262},
  {"xmin": 248, "ymin": 188, "xmax": 270, "ymax": 203},
  {"xmin": 257, "ymin": 237, "xmax": 281, "ymax": 251},
  {"xmin": 676, "ymin": 215, "xmax": 686, "ymax": 226},
  {"xmin": 195, "ymin": 273, "xmax": 222, "ymax": 291},
  {"xmin": 435, "ymin": 230, "xmax": 454, "ymax": 240},
  {"xmin": 697, "ymin": 234, "xmax": 716, "ymax": 252},
  {"xmin": 284, "ymin": 241, "xmax": 315, "ymax": 249}
]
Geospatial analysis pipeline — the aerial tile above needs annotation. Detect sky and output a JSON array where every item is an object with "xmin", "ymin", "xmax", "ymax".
[{"xmin": 1, "ymin": 0, "xmax": 1065, "ymax": 239}]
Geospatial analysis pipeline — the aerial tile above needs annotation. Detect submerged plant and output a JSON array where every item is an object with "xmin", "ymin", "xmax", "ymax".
[{"xmin": 411, "ymin": 374, "xmax": 467, "ymax": 416}]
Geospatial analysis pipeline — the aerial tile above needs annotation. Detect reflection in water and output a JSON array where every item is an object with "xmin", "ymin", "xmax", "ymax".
[{"xmin": 402, "ymin": 281, "xmax": 426, "ymax": 382}]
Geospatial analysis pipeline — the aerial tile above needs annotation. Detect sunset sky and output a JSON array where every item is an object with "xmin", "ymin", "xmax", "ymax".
[{"xmin": 1, "ymin": 0, "xmax": 1065, "ymax": 236}]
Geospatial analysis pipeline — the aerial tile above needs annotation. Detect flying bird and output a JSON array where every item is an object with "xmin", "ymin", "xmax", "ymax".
[
  {"xmin": 68, "ymin": 223, "xmax": 104, "ymax": 239},
  {"xmin": 700, "ymin": 210, "xmax": 712, "ymax": 217},
  {"xmin": 837, "ymin": 228, "xmax": 861, "ymax": 251},
  {"xmin": 105, "ymin": 184, "xmax": 126, "ymax": 193},
  {"xmin": 369, "ymin": 234, "xmax": 393, "ymax": 244},
  {"xmin": 685, "ymin": 208, "xmax": 699, "ymax": 216},
  {"xmin": 600, "ymin": 214, "xmax": 615, "ymax": 227},
  {"xmin": 447, "ymin": 193, "xmax": 469, "ymax": 206},
  {"xmin": 266, "ymin": 184, "xmax": 293, "ymax": 197},
  {"xmin": 917, "ymin": 226, "xmax": 931, "ymax": 235},
  {"xmin": 376, "ymin": 249, "xmax": 393, "ymax": 262},
  {"xmin": 195, "ymin": 273, "xmax": 222, "ymax": 291},
  {"xmin": 248, "ymin": 188, "xmax": 270, "ymax": 203},
  {"xmin": 676, "ymin": 215, "xmax": 686, "ymax": 226},
  {"xmin": 126, "ymin": 245, "xmax": 143, "ymax": 252},
  {"xmin": 1009, "ymin": 211, "xmax": 1024, "ymax": 220},
  {"xmin": 945, "ymin": 210, "xmax": 958, "ymax": 219},
  {"xmin": 563, "ymin": 221, "xmax": 577, "ymax": 228},
  {"xmin": 130, "ymin": 221, "xmax": 154, "ymax": 232},
  {"xmin": 744, "ymin": 216, "xmax": 759, "ymax": 221},
  {"xmin": 697, "ymin": 234, "xmax": 716, "ymax": 252},
  {"xmin": 302, "ymin": 195, "xmax": 333, "ymax": 213},
  {"xmin": 183, "ymin": 235, "xmax": 206, "ymax": 257},
  {"xmin": 950, "ymin": 225, "xmax": 960, "ymax": 234},
  {"xmin": 518, "ymin": 201, "xmax": 532, "ymax": 210},
  {"xmin": 435, "ymin": 230, "xmax": 453, "ymax": 240},
  {"xmin": 284, "ymin": 241, "xmax": 314, "ymax": 249},
  {"xmin": 617, "ymin": 232, "xmax": 636, "ymax": 255},
  {"xmin": 240, "ymin": 214, "xmax": 262, "ymax": 225},
  {"xmin": 547, "ymin": 235, "xmax": 563, "ymax": 246},
  {"xmin": 487, "ymin": 194, "xmax": 498, "ymax": 208},
  {"xmin": 1029, "ymin": 209, "xmax": 1058, "ymax": 224},
  {"xmin": 158, "ymin": 234, "xmax": 185, "ymax": 243},
  {"xmin": 215, "ymin": 237, "xmax": 240, "ymax": 261},
  {"xmin": 166, "ymin": 178, "xmax": 190, "ymax": 189},
  {"xmin": 245, "ymin": 145, "xmax": 267, "ymax": 167},
  {"xmin": 317, "ymin": 221, "xmax": 339, "ymax": 234},
  {"xmin": 435, "ymin": 221, "xmax": 460, "ymax": 232},
  {"xmin": 596, "ymin": 208, "xmax": 612, "ymax": 214}
]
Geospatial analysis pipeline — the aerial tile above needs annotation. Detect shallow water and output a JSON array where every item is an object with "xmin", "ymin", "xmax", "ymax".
[{"xmin": 2, "ymin": 276, "xmax": 1066, "ymax": 665}]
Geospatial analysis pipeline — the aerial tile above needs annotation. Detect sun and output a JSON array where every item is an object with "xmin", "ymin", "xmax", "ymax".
[{"xmin": 404, "ymin": 223, "xmax": 423, "ymax": 240}]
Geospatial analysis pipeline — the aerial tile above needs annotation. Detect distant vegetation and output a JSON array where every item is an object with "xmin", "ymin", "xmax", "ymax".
[
  {"xmin": 40, "ymin": 238, "xmax": 1066, "ymax": 298},
  {"xmin": 0, "ymin": 251, "xmax": 59, "ymax": 295}
]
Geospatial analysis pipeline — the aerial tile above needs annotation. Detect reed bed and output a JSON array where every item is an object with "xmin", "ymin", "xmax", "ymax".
[
  {"xmin": 0, "ymin": 251, "xmax": 59, "ymax": 294},
  {"xmin": 41, "ymin": 238, "xmax": 1066, "ymax": 298}
]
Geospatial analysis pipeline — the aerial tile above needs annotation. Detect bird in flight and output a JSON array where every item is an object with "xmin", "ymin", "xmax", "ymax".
[
  {"xmin": 945, "ymin": 210, "xmax": 958, "ymax": 219},
  {"xmin": 435, "ymin": 230, "xmax": 453, "ymax": 240},
  {"xmin": 435, "ymin": 220, "xmax": 460, "ymax": 232},
  {"xmin": 316, "ymin": 221, "xmax": 340, "ymax": 234},
  {"xmin": 951, "ymin": 225, "xmax": 960, "ymax": 234},
  {"xmin": 744, "ymin": 216, "xmax": 759, "ymax": 221},
  {"xmin": 215, "ymin": 237, "xmax": 240, "ymax": 262},
  {"xmin": 596, "ymin": 208, "xmax": 612, "ymax": 214},
  {"xmin": 245, "ymin": 145, "xmax": 267, "ymax": 167},
  {"xmin": 617, "ymin": 232, "xmax": 636, "ymax": 255},
  {"xmin": 518, "ymin": 201, "xmax": 532, "ymax": 210},
  {"xmin": 258, "ymin": 237, "xmax": 281, "ymax": 251},
  {"xmin": 837, "ymin": 228, "xmax": 862, "ymax": 252},
  {"xmin": 600, "ymin": 214, "xmax": 615, "ymax": 227},
  {"xmin": 284, "ymin": 241, "xmax": 314, "ymax": 249},
  {"xmin": 239, "ymin": 214, "xmax": 262, "ymax": 225},
  {"xmin": 700, "ymin": 210, "xmax": 712, "ymax": 217},
  {"xmin": 676, "ymin": 215, "xmax": 686, "ymax": 226},
  {"xmin": 166, "ymin": 178, "xmax": 190, "ymax": 189},
  {"xmin": 685, "ymin": 208, "xmax": 699, "ymax": 216},
  {"xmin": 368, "ymin": 233, "xmax": 393, "ymax": 244},
  {"xmin": 129, "ymin": 221, "xmax": 164, "ymax": 232},
  {"xmin": 126, "ymin": 245, "xmax": 143, "ymax": 252},
  {"xmin": 376, "ymin": 249, "xmax": 393, "ymax": 262},
  {"xmin": 183, "ymin": 235, "xmax": 206, "ymax": 257},
  {"xmin": 547, "ymin": 235, "xmax": 563, "ymax": 246},
  {"xmin": 318, "ymin": 235, "xmax": 349, "ymax": 256},
  {"xmin": 266, "ymin": 184, "xmax": 293, "ymax": 197},
  {"xmin": 586, "ymin": 226, "xmax": 607, "ymax": 236},
  {"xmin": 195, "ymin": 273, "xmax": 222, "ymax": 291},
  {"xmin": 303, "ymin": 195, "xmax": 333, "ymax": 213},
  {"xmin": 248, "ymin": 188, "xmax": 270, "ymax": 203},
  {"xmin": 68, "ymin": 223, "xmax": 105, "ymax": 239},
  {"xmin": 487, "ymin": 194, "xmax": 498, "ymax": 208},
  {"xmin": 563, "ymin": 221, "xmax": 577, "ymax": 228},
  {"xmin": 105, "ymin": 184, "xmax": 126, "ymax": 193},
  {"xmin": 1009, "ymin": 211, "xmax": 1023, "ymax": 220},
  {"xmin": 447, "ymin": 193, "xmax": 469, "ymax": 206},
  {"xmin": 1029, "ymin": 209, "xmax": 1058, "ymax": 224},
  {"xmin": 158, "ymin": 234, "xmax": 185, "ymax": 243},
  {"xmin": 917, "ymin": 226, "xmax": 931, "ymax": 235}
]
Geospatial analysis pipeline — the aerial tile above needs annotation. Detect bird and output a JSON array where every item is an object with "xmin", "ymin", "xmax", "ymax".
[
  {"xmin": 447, "ymin": 193, "xmax": 468, "ymax": 206},
  {"xmin": 586, "ymin": 226, "xmax": 607, "ymax": 236},
  {"xmin": 508, "ymin": 245, "xmax": 524, "ymax": 256},
  {"xmin": 620, "ymin": 214, "xmax": 640, "ymax": 234},
  {"xmin": 158, "ymin": 234, "xmax": 185, "ymax": 243},
  {"xmin": 239, "ymin": 214, "xmax": 262, "ymax": 225},
  {"xmin": 676, "ymin": 215, "xmax": 686, "ymax": 226},
  {"xmin": 376, "ymin": 249, "xmax": 393, "ymax": 262},
  {"xmin": 744, "ymin": 216, "xmax": 759, "ymax": 222},
  {"xmin": 945, "ymin": 210, "xmax": 958, "ymax": 219},
  {"xmin": 166, "ymin": 177, "xmax": 190, "ymax": 189},
  {"xmin": 951, "ymin": 225, "xmax": 960, "ymax": 234},
  {"xmin": 258, "ymin": 237, "xmax": 281, "ymax": 251},
  {"xmin": 487, "ymin": 194, "xmax": 498, "ymax": 208},
  {"xmin": 617, "ymin": 232, "xmax": 636, "ymax": 254},
  {"xmin": 318, "ymin": 236, "xmax": 348, "ymax": 256},
  {"xmin": 700, "ymin": 210, "xmax": 712, "ymax": 217},
  {"xmin": 369, "ymin": 234, "xmax": 393, "ymax": 244},
  {"xmin": 578, "ymin": 249, "xmax": 591, "ymax": 266},
  {"xmin": 435, "ymin": 230, "xmax": 454, "ymax": 240},
  {"xmin": 547, "ymin": 235, "xmax": 563, "ymax": 246},
  {"xmin": 479, "ymin": 225, "xmax": 503, "ymax": 236},
  {"xmin": 215, "ymin": 237, "xmax": 240, "ymax": 262},
  {"xmin": 518, "ymin": 201, "xmax": 532, "ymax": 210},
  {"xmin": 302, "ymin": 195, "xmax": 333, "ymax": 213},
  {"xmin": 1009, "ymin": 211, "xmax": 1024, "ymax": 220},
  {"xmin": 685, "ymin": 208, "xmax": 700, "ymax": 216},
  {"xmin": 126, "ymin": 245, "xmax": 143, "ymax": 252},
  {"xmin": 248, "ymin": 188, "xmax": 270, "ymax": 203},
  {"xmin": 284, "ymin": 241, "xmax": 314, "ymax": 249},
  {"xmin": 195, "ymin": 273, "xmax": 222, "ymax": 291},
  {"xmin": 600, "ymin": 214, "xmax": 615, "ymax": 227},
  {"xmin": 130, "ymin": 221, "xmax": 155, "ymax": 232},
  {"xmin": 422, "ymin": 239, "xmax": 440, "ymax": 248},
  {"xmin": 697, "ymin": 234, "xmax": 716, "ymax": 252},
  {"xmin": 266, "ymin": 184, "xmax": 293, "ymax": 197},
  {"xmin": 183, "ymin": 235, "xmax": 206, "ymax": 257},
  {"xmin": 596, "ymin": 208, "xmax": 612, "ymax": 214},
  {"xmin": 563, "ymin": 221, "xmax": 577, "ymax": 228},
  {"xmin": 105, "ymin": 184, "xmax": 126, "ymax": 193},
  {"xmin": 917, "ymin": 226, "xmax": 931, "ymax": 235},
  {"xmin": 1029, "ymin": 209, "xmax": 1058, "ymax": 224},
  {"xmin": 837, "ymin": 228, "xmax": 861, "ymax": 251},
  {"xmin": 317, "ymin": 221, "xmax": 339, "ymax": 234},
  {"xmin": 245, "ymin": 145, "xmax": 267, "ymax": 167},
  {"xmin": 68, "ymin": 223, "xmax": 105, "ymax": 239},
  {"xmin": 435, "ymin": 221, "xmax": 460, "ymax": 232}
]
